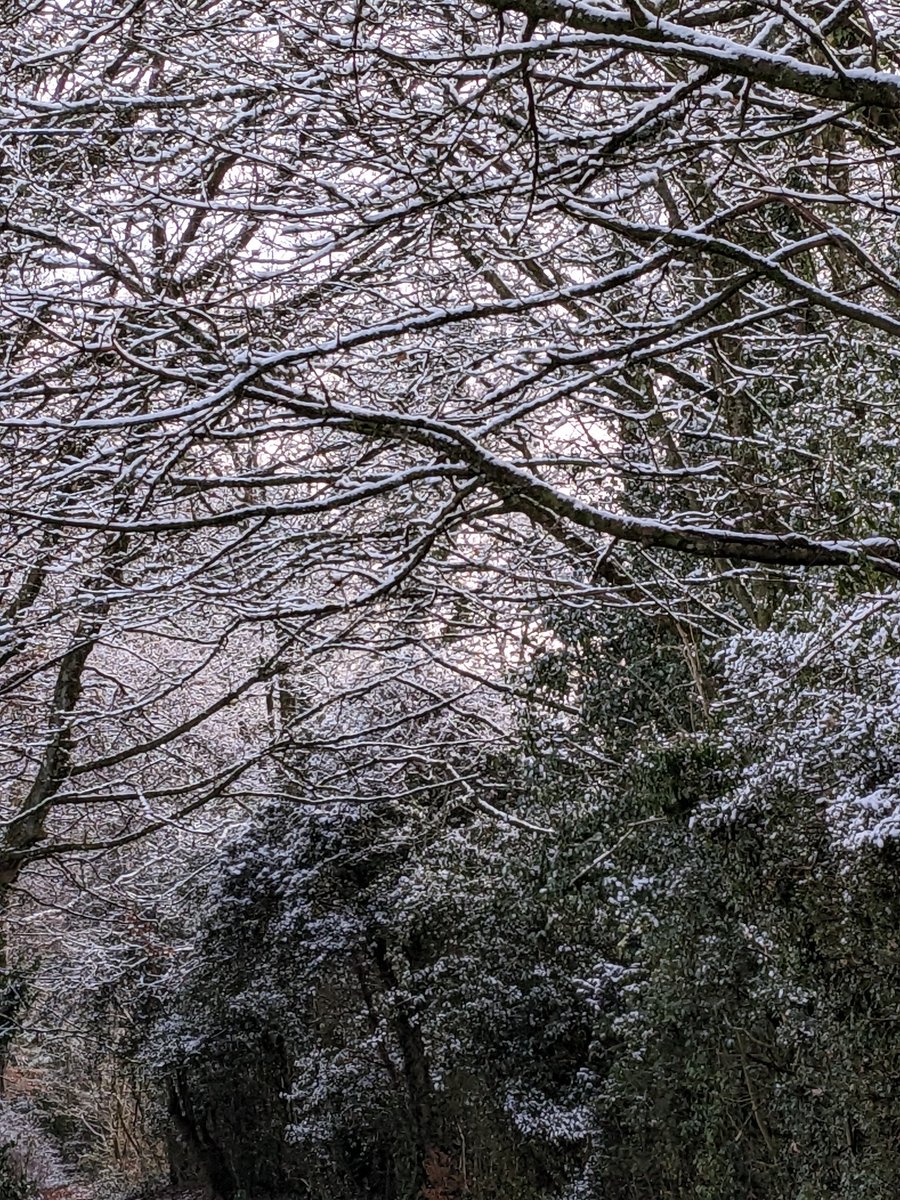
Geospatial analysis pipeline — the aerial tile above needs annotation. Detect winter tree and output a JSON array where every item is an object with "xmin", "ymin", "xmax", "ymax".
[{"xmin": 5, "ymin": 1, "xmax": 900, "ymax": 1196}]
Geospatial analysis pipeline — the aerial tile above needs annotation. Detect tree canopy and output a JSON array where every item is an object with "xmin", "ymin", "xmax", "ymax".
[{"xmin": 4, "ymin": 2, "xmax": 900, "ymax": 1198}]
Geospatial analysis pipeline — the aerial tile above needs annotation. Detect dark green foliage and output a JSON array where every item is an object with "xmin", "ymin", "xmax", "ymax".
[
  {"xmin": 569, "ymin": 604, "xmax": 900, "ymax": 1200},
  {"xmin": 136, "ymin": 599, "xmax": 900, "ymax": 1200},
  {"xmin": 0, "ymin": 1146, "xmax": 31, "ymax": 1200},
  {"xmin": 593, "ymin": 773, "xmax": 900, "ymax": 1200},
  {"xmin": 147, "ymin": 800, "xmax": 597, "ymax": 1200},
  {"xmin": 526, "ymin": 605, "xmax": 699, "ymax": 743}
]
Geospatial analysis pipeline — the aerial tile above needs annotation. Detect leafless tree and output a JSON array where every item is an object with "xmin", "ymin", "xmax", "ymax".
[{"xmin": 3, "ymin": 0, "xmax": 900, "ymax": 973}]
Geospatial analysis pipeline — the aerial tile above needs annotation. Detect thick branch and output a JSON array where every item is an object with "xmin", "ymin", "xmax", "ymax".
[{"xmin": 481, "ymin": 1, "xmax": 900, "ymax": 110}]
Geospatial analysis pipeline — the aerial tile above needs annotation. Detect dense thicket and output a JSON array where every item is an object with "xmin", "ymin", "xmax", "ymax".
[{"xmin": 126, "ymin": 597, "xmax": 900, "ymax": 1200}]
